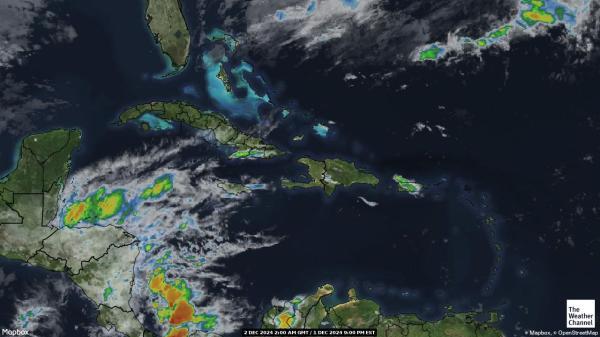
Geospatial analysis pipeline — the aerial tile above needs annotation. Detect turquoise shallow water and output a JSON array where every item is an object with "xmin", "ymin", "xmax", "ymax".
[
  {"xmin": 207, "ymin": 29, "xmax": 238, "ymax": 51},
  {"xmin": 203, "ymin": 53, "xmax": 271, "ymax": 120},
  {"xmin": 138, "ymin": 113, "xmax": 174, "ymax": 130},
  {"xmin": 313, "ymin": 123, "xmax": 329, "ymax": 137}
]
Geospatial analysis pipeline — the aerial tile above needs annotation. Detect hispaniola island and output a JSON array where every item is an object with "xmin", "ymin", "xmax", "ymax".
[{"xmin": 0, "ymin": 0, "xmax": 599, "ymax": 337}]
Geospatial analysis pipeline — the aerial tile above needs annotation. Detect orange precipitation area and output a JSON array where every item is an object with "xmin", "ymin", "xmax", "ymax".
[
  {"xmin": 63, "ymin": 187, "xmax": 125, "ymax": 227},
  {"xmin": 166, "ymin": 327, "xmax": 189, "ymax": 337},
  {"xmin": 276, "ymin": 311, "xmax": 295, "ymax": 328},
  {"xmin": 149, "ymin": 268, "xmax": 217, "ymax": 336}
]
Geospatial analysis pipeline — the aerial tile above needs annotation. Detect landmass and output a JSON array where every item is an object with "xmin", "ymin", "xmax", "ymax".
[
  {"xmin": 39, "ymin": 225, "xmax": 134, "ymax": 274},
  {"xmin": 98, "ymin": 306, "xmax": 148, "ymax": 337},
  {"xmin": 262, "ymin": 284, "xmax": 504, "ymax": 337},
  {"xmin": 217, "ymin": 181, "xmax": 250, "ymax": 196},
  {"xmin": 217, "ymin": 64, "xmax": 232, "ymax": 92},
  {"xmin": 145, "ymin": 0, "xmax": 190, "ymax": 69},
  {"xmin": 281, "ymin": 158, "xmax": 379, "ymax": 196},
  {"xmin": 71, "ymin": 241, "xmax": 140, "ymax": 309},
  {"xmin": 0, "ymin": 129, "xmax": 81, "ymax": 260},
  {"xmin": 206, "ymin": 28, "xmax": 239, "ymax": 52},
  {"xmin": 217, "ymin": 180, "xmax": 271, "ymax": 198},
  {"xmin": 392, "ymin": 174, "xmax": 423, "ymax": 196},
  {"xmin": 0, "ymin": 129, "xmax": 150, "ymax": 337},
  {"xmin": 118, "ymin": 101, "xmax": 284, "ymax": 159}
]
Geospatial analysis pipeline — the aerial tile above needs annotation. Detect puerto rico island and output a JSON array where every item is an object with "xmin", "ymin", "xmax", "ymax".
[
  {"xmin": 392, "ymin": 174, "xmax": 423, "ymax": 196},
  {"xmin": 118, "ymin": 101, "xmax": 284, "ymax": 159},
  {"xmin": 145, "ymin": 0, "xmax": 190, "ymax": 69},
  {"xmin": 262, "ymin": 284, "xmax": 504, "ymax": 337},
  {"xmin": 281, "ymin": 158, "xmax": 379, "ymax": 196}
]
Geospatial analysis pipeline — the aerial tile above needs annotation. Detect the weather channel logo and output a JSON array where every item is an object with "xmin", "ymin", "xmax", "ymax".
[{"xmin": 567, "ymin": 300, "xmax": 596, "ymax": 328}]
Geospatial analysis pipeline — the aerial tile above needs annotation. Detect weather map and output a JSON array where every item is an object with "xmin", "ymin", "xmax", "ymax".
[{"xmin": 0, "ymin": 0, "xmax": 599, "ymax": 337}]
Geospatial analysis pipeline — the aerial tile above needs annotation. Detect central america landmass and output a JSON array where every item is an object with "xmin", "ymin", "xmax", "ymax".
[{"xmin": 0, "ymin": 129, "xmax": 506, "ymax": 337}]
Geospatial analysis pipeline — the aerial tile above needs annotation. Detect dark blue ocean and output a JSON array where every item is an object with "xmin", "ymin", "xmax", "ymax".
[{"xmin": 0, "ymin": 0, "xmax": 599, "ymax": 336}]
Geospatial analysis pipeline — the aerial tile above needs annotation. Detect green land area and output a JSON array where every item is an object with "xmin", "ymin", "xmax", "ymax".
[
  {"xmin": 145, "ymin": 0, "xmax": 190, "ymax": 69},
  {"xmin": 393, "ymin": 174, "xmax": 423, "ymax": 195},
  {"xmin": 0, "ymin": 129, "xmax": 149, "ymax": 337},
  {"xmin": 262, "ymin": 284, "xmax": 504, "ymax": 337},
  {"xmin": 217, "ymin": 181, "xmax": 250, "ymax": 196},
  {"xmin": 0, "ymin": 129, "xmax": 82, "ymax": 260},
  {"xmin": 119, "ymin": 101, "xmax": 284, "ymax": 159},
  {"xmin": 282, "ymin": 158, "xmax": 379, "ymax": 196}
]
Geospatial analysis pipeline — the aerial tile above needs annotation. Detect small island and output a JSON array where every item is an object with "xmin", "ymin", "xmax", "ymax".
[
  {"xmin": 206, "ymin": 28, "xmax": 239, "ymax": 51},
  {"xmin": 217, "ymin": 181, "xmax": 250, "ymax": 196},
  {"xmin": 393, "ymin": 174, "xmax": 423, "ymax": 196},
  {"xmin": 217, "ymin": 64, "xmax": 233, "ymax": 92},
  {"xmin": 282, "ymin": 158, "xmax": 379, "ymax": 196},
  {"xmin": 118, "ymin": 101, "xmax": 284, "ymax": 159}
]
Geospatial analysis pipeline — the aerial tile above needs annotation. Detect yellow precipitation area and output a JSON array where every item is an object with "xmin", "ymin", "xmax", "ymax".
[
  {"xmin": 166, "ymin": 327, "xmax": 189, "ymax": 337},
  {"xmin": 63, "ymin": 187, "xmax": 125, "ymax": 227},
  {"xmin": 149, "ymin": 270, "xmax": 191, "ymax": 309},
  {"xmin": 98, "ymin": 193, "xmax": 123, "ymax": 215},
  {"xmin": 275, "ymin": 311, "xmax": 295, "ymax": 328},
  {"xmin": 522, "ymin": 9, "xmax": 555, "ymax": 24},
  {"xmin": 64, "ymin": 202, "xmax": 87, "ymax": 224},
  {"xmin": 140, "ymin": 175, "xmax": 173, "ymax": 200}
]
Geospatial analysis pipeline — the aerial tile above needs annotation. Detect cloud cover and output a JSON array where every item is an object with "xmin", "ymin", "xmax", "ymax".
[{"xmin": 200, "ymin": 0, "xmax": 517, "ymax": 68}]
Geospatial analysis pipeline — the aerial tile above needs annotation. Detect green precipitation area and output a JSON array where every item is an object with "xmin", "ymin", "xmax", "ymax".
[
  {"xmin": 419, "ymin": 24, "xmax": 512, "ymax": 61},
  {"xmin": 419, "ymin": 46, "xmax": 443, "ymax": 61},
  {"xmin": 62, "ymin": 174, "xmax": 173, "ymax": 228},
  {"xmin": 262, "ymin": 284, "xmax": 504, "ymax": 337},
  {"xmin": 0, "ymin": 129, "xmax": 153, "ymax": 337},
  {"xmin": 145, "ymin": 0, "xmax": 190, "ymax": 69},
  {"xmin": 119, "ymin": 100, "xmax": 284, "ymax": 159},
  {"xmin": 521, "ymin": 0, "xmax": 556, "ymax": 26},
  {"xmin": 418, "ymin": 0, "xmax": 571, "ymax": 62},
  {"xmin": 487, "ymin": 25, "xmax": 512, "ymax": 39},
  {"xmin": 281, "ymin": 158, "xmax": 379, "ymax": 196}
]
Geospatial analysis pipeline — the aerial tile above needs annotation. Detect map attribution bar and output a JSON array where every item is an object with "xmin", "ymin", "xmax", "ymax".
[{"xmin": 242, "ymin": 329, "xmax": 377, "ymax": 336}]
